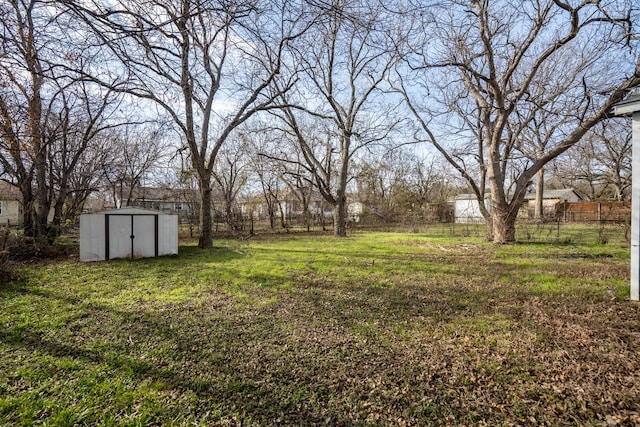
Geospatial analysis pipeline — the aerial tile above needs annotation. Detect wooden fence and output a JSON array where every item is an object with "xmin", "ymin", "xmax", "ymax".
[{"xmin": 555, "ymin": 201, "xmax": 630, "ymax": 223}]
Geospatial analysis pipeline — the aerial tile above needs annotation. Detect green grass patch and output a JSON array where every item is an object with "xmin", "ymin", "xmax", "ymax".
[{"xmin": 0, "ymin": 231, "xmax": 637, "ymax": 425}]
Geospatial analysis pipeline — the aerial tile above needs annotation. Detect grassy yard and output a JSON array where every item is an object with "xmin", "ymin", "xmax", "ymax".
[{"xmin": 1, "ymin": 232, "xmax": 638, "ymax": 426}]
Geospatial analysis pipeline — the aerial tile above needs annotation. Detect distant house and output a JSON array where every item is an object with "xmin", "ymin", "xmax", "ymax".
[
  {"xmin": 521, "ymin": 188, "xmax": 582, "ymax": 218},
  {"xmin": 278, "ymin": 189, "xmax": 333, "ymax": 220},
  {"xmin": 454, "ymin": 189, "xmax": 582, "ymax": 223},
  {"xmin": 237, "ymin": 189, "xmax": 364, "ymax": 227},
  {"xmin": 0, "ymin": 182, "xmax": 22, "ymax": 226},
  {"xmin": 123, "ymin": 187, "xmax": 198, "ymax": 224}
]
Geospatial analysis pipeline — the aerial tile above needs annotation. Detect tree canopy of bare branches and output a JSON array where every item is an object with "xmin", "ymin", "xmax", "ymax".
[
  {"xmin": 273, "ymin": 0, "xmax": 404, "ymax": 236},
  {"xmin": 396, "ymin": 0, "xmax": 640, "ymax": 242},
  {"xmin": 63, "ymin": 0, "xmax": 315, "ymax": 247},
  {"xmin": 3, "ymin": 0, "xmax": 639, "ymax": 244},
  {"xmin": 551, "ymin": 119, "xmax": 632, "ymax": 201},
  {"xmin": 1, "ymin": 0, "xmax": 123, "ymax": 241}
]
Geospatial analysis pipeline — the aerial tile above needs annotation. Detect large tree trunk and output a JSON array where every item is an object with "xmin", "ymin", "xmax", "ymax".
[
  {"xmin": 267, "ymin": 203, "xmax": 276, "ymax": 230},
  {"xmin": 534, "ymin": 169, "xmax": 544, "ymax": 221},
  {"xmin": 30, "ymin": 82, "xmax": 49, "ymax": 239},
  {"xmin": 333, "ymin": 199, "xmax": 347, "ymax": 237},
  {"xmin": 19, "ymin": 184, "xmax": 36, "ymax": 239},
  {"xmin": 198, "ymin": 178, "xmax": 213, "ymax": 249},
  {"xmin": 50, "ymin": 187, "xmax": 68, "ymax": 242},
  {"xmin": 487, "ymin": 143, "xmax": 519, "ymax": 243},
  {"xmin": 491, "ymin": 206, "xmax": 518, "ymax": 244},
  {"xmin": 278, "ymin": 201, "xmax": 288, "ymax": 231},
  {"xmin": 334, "ymin": 136, "xmax": 350, "ymax": 237}
]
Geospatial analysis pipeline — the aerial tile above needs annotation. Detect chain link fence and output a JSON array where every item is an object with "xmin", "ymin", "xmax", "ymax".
[{"xmin": 174, "ymin": 200, "xmax": 631, "ymax": 245}]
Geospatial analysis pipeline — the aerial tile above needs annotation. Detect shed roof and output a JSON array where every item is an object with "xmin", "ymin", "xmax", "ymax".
[
  {"xmin": 454, "ymin": 193, "xmax": 489, "ymax": 201},
  {"xmin": 129, "ymin": 186, "xmax": 197, "ymax": 202},
  {"xmin": 93, "ymin": 207, "xmax": 172, "ymax": 216}
]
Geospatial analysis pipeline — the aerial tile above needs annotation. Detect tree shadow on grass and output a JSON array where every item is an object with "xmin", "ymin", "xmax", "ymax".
[
  {"xmin": 0, "ymin": 276, "xmax": 507, "ymax": 424},
  {"xmin": 1, "ymin": 283, "xmax": 393, "ymax": 424},
  {"xmin": 2, "ymin": 260, "xmax": 640, "ymax": 425}
]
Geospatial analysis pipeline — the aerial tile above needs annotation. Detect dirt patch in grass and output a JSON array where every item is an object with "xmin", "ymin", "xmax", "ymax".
[{"xmin": 0, "ymin": 233, "xmax": 638, "ymax": 426}]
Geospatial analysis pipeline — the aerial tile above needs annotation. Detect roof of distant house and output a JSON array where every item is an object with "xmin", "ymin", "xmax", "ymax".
[
  {"xmin": 454, "ymin": 188, "xmax": 581, "ymax": 202},
  {"xmin": 523, "ymin": 188, "xmax": 582, "ymax": 201},
  {"xmin": 128, "ymin": 186, "xmax": 197, "ymax": 202}
]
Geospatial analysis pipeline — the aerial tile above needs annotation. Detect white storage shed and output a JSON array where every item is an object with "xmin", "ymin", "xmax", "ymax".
[
  {"xmin": 454, "ymin": 193, "xmax": 491, "ymax": 223},
  {"xmin": 80, "ymin": 208, "xmax": 178, "ymax": 262}
]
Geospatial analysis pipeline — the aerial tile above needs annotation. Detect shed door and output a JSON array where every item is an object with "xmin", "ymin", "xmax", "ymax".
[{"xmin": 106, "ymin": 215, "xmax": 157, "ymax": 259}]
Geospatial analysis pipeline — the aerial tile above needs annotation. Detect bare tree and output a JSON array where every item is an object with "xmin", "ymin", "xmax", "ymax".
[
  {"xmin": 280, "ymin": 158, "xmax": 315, "ymax": 231},
  {"xmin": 0, "ymin": 0, "xmax": 52, "ymax": 237},
  {"xmin": 396, "ymin": 0, "xmax": 639, "ymax": 242},
  {"xmin": 172, "ymin": 167, "xmax": 201, "ymax": 234},
  {"xmin": 60, "ymin": 135, "xmax": 114, "ymax": 221},
  {"xmin": 244, "ymin": 121, "xmax": 318, "ymax": 231},
  {"xmin": 212, "ymin": 136, "xmax": 249, "ymax": 232},
  {"xmin": 64, "ymin": 0, "xmax": 313, "ymax": 248},
  {"xmin": 44, "ymin": 80, "xmax": 122, "ymax": 236},
  {"xmin": 275, "ymin": 0, "xmax": 402, "ymax": 236},
  {"xmin": 355, "ymin": 149, "xmax": 457, "ymax": 221},
  {"xmin": 99, "ymin": 124, "xmax": 170, "ymax": 208},
  {"xmin": 0, "ymin": 0, "xmax": 122, "ymax": 240},
  {"xmin": 245, "ymin": 129, "xmax": 286, "ymax": 230},
  {"xmin": 599, "ymin": 120, "xmax": 633, "ymax": 201},
  {"xmin": 551, "ymin": 119, "xmax": 632, "ymax": 201}
]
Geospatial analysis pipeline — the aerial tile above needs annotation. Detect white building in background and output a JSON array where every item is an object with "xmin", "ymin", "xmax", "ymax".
[
  {"xmin": 521, "ymin": 188, "xmax": 582, "ymax": 219},
  {"xmin": 454, "ymin": 193, "xmax": 490, "ymax": 223},
  {"xmin": 454, "ymin": 189, "xmax": 582, "ymax": 223},
  {"xmin": 0, "ymin": 181, "xmax": 22, "ymax": 226}
]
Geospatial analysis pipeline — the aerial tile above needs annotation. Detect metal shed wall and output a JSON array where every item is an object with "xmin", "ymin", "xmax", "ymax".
[{"xmin": 80, "ymin": 208, "xmax": 178, "ymax": 262}]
